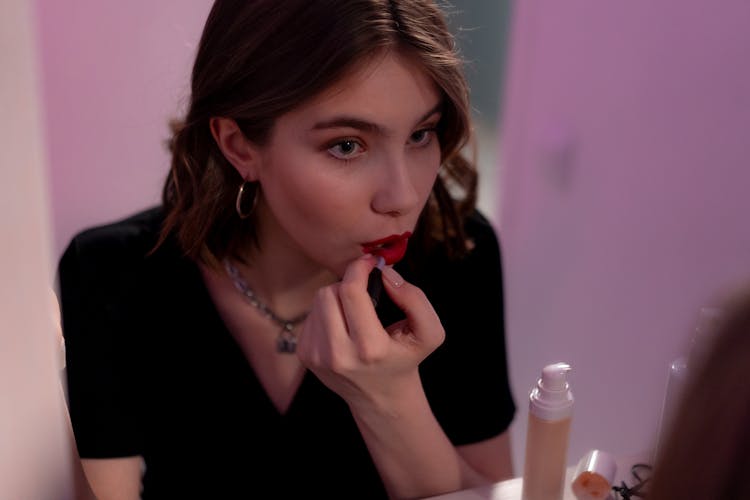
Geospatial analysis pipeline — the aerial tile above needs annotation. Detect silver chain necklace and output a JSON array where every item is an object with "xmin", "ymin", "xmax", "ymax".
[{"xmin": 223, "ymin": 259, "xmax": 309, "ymax": 354}]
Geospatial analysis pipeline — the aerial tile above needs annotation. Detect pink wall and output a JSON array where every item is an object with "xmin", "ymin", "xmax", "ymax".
[
  {"xmin": 499, "ymin": 0, "xmax": 750, "ymax": 471},
  {"xmin": 35, "ymin": 0, "xmax": 212, "ymax": 258}
]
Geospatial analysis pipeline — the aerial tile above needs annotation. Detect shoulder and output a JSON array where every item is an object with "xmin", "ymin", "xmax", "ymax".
[
  {"xmin": 463, "ymin": 209, "xmax": 501, "ymax": 257},
  {"xmin": 457, "ymin": 209, "xmax": 502, "ymax": 281},
  {"xmin": 62, "ymin": 206, "xmax": 165, "ymax": 263},
  {"xmin": 444, "ymin": 208, "xmax": 502, "ymax": 273},
  {"xmin": 402, "ymin": 209, "xmax": 502, "ymax": 296},
  {"xmin": 58, "ymin": 206, "xmax": 174, "ymax": 288}
]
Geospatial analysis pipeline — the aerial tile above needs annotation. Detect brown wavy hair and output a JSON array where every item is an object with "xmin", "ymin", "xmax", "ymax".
[{"xmin": 160, "ymin": 0, "xmax": 478, "ymax": 267}]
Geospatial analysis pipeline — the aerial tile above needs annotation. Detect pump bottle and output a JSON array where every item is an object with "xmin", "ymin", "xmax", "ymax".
[{"xmin": 521, "ymin": 362, "xmax": 574, "ymax": 500}]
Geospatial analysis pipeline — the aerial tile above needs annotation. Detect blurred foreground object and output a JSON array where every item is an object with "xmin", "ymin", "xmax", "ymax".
[
  {"xmin": 0, "ymin": 0, "xmax": 77, "ymax": 497},
  {"xmin": 648, "ymin": 285, "xmax": 750, "ymax": 499}
]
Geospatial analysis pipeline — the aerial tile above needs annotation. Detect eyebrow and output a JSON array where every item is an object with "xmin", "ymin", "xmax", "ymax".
[{"xmin": 310, "ymin": 101, "xmax": 443, "ymax": 135}]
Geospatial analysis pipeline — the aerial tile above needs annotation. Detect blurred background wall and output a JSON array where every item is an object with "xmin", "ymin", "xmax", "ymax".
[
  {"xmin": 499, "ymin": 0, "xmax": 750, "ymax": 472},
  {"xmin": 29, "ymin": 0, "xmax": 750, "ymax": 477},
  {"xmin": 36, "ymin": 0, "xmax": 212, "ymax": 258}
]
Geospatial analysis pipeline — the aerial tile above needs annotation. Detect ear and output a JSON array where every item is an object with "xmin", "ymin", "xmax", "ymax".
[{"xmin": 209, "ymin": 117, "xmax": 261, "ymax": 180}]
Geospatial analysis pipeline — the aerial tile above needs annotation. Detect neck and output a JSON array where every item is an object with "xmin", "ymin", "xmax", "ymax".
[{"xmin": 234, "ymin": 217, "xmax": 337, "ymax": 320}]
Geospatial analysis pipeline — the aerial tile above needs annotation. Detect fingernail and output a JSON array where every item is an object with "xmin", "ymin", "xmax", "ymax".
[{"xmin": 382, "ymin": 266, "xmax": 404, "ymax": 287}]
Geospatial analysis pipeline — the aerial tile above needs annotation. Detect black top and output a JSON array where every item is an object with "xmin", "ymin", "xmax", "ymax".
[{"xmin": 58, "ymin": 206, "xmax": 515, "ymax": 499}]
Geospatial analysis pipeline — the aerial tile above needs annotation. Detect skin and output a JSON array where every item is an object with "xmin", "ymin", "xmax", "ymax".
[{"xmin": 79, "ymin": 49, "xmax": 513, "ymax": 499}]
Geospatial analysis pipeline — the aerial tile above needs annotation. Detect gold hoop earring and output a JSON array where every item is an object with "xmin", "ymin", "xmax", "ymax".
[{"xmin": 235, "ymin": 181, "xmax": 258, "ymax": 219}]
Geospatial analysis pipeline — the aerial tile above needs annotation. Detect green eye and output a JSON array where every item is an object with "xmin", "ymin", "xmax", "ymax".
[
  {"xmin": 338, "ymin": 141, "xmax": 357, "ymax": 154},
  {"xmin": 328, "ymin": 139, "xmax": 365, "ymax": 160},
  {"xmin": 410, "ymin": 128, "xmax": 436, "ymax": 146}
]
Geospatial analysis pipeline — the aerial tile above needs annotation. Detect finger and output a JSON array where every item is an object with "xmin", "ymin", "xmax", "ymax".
[
  {"xmin": 381, "ymin": 266, "xmax": 445, "ymax": 349},
  {"xmin": 338, "ymin": 255, "xmax": 387, "ymax": 354},
  {"xmin": 296, "ymin": 284, "xmax": 352, "ymax": 366}
]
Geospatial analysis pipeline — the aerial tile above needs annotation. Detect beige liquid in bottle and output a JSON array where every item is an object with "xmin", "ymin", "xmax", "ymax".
[
  {"xmin": 521, "ymin": 412, "xmax": 572, "ymax": 500},
  {"xmin": 521, "ymin": 362, "xmax": 574, "ymax": 500}
]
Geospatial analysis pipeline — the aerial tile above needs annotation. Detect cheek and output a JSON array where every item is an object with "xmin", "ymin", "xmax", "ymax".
[
  {"xmin": 274, "ymin": 170, "xmax": 357, "ymax": 225},
  {"xmin": 416, "ymin": 149, "xmax": 442, "ymax": 196}
]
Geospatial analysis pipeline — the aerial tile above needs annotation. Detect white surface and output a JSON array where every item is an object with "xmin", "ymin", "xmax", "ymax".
[{"xmin": 427, "ymin": 454, "xmax": 647, "ymax": 500}]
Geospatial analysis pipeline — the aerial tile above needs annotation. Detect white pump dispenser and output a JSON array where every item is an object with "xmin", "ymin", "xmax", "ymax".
[{"xmin": 521, "ymin": 362, "xmax": 574, "ymax": 500}]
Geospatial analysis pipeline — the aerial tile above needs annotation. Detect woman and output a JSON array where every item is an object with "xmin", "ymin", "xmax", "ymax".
[{"xmin": 58, "ymin": 1, "xmax": 516, "ymax": 498}]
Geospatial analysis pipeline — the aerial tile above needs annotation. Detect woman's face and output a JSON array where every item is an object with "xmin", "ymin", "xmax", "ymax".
[{"xmin": 251, "ymin": 50, "xmax": 443, "ymax": 276}]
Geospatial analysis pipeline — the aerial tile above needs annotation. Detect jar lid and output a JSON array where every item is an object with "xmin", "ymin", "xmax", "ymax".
[{"xmin": 571, "ymin": 449, "xmax": 617, "ymax": 500}]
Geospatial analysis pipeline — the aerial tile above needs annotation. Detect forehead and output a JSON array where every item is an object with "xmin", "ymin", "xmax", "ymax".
[{"xmin": 279, "ymin": 50, "xmax": 441, "ymax": 129}]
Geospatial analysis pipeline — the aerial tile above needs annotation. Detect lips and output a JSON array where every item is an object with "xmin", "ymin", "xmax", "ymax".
[{"xmin": 362, "ymin": 232, "xmax": 412, "ymax": 265}]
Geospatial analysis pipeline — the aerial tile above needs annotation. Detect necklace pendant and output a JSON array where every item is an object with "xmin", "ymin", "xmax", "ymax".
[
  {"xmin": 277, "ymin": 327, "xmax": 297, "ymax": 354},
  {"xmin": 224, "ymin": 259, "xmax": 308, "ymax": 355}
]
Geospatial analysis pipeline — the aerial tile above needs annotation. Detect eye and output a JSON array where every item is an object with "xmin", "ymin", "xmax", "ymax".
[
  {"xmin": 409, "ymin": 128, "xmax": 436, "ymax": 147},
  {"xmin": 327, "ymin": 139, "xmax": 365, "ymax": 160}
]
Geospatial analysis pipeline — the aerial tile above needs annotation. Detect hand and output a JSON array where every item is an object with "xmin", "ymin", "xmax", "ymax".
[{"xmin": 296, "ymin": 255, "xmax": 445, "ymax": 411}]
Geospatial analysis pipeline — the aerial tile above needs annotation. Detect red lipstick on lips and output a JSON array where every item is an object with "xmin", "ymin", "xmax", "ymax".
[{"xmin": 362, "ymin": 232, "xmax": 412, "ymax": 265}]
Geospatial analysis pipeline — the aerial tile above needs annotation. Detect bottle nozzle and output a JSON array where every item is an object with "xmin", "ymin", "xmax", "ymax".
[
  {"xmin": 529, "ymin": 362, "xmax": 574, "ymax": 420},
  {"xmin": 541, "ymin": 362, "xmax": 572, "ymax": 391}
]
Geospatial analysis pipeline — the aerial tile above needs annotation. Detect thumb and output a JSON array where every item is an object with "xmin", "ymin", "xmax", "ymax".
[{"xmin": 380, "ymin": 266, "xmax": 445, "ymax": 349}]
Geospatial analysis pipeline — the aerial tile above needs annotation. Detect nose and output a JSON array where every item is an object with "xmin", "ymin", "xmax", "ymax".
[{"xmin": 370, "ymin": 154, "xmax": 420, "ymax": 217}]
